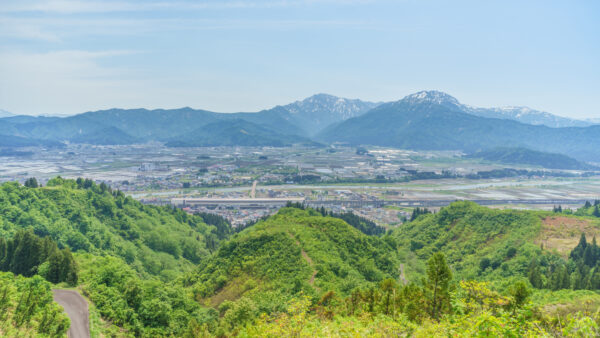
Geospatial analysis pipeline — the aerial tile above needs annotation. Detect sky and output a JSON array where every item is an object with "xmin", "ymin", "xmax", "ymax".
[{"xmin": 0, "ymin": 0, "xmax": 599, "ymax": 118}]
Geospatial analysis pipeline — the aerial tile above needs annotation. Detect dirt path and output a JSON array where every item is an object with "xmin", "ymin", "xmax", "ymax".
[
  {"xmin": 287, "ymin": 232, "xmax": 319, "ymax": 287},
  {"xmin": 52, "ymin": 289, "xmax": 90, "ymax": 338},
  {"xmin": 399, "ymin": 263, "xmax": 407, "ymax": 285}
]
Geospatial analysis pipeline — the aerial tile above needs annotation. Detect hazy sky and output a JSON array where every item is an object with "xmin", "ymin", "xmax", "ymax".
[{"xmin": 1, "ymin": 0, "xmax": 599, "ymax": 118}]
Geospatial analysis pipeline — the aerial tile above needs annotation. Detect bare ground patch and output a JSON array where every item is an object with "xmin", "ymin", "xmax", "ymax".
[
  {"xmin": 205, "ymin": 275, "xmax": 258, "ymax": 307},
  {"xmin": 536, "ymin": 216, "xmax": 600, "ymax": 256},
  {"xmin": 287, "ymin": 232, "xmax": 320, "ymax": 291}
]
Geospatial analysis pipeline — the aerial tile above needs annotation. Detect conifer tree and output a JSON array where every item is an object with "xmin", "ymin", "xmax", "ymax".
[
  {"xmin": 24, "ymin": 177, "xmax": 38, "ymax": 188},
  {"xmin": 594, "ymin": 206, "xmax": 600, "ymax": 218},
  {"xmin": 424, "ymin": 252, "xmax": 452, "ymax": 320},
  {"xmin": 570, "ymin": 233, "xmax": 587, "ymax": 261},
  {"xmin": 527, "ymin": 260, "xmax": 543, "ymax": 288}
]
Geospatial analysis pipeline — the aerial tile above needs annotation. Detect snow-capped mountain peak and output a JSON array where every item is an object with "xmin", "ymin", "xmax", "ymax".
[
  {"xmin": 280, "ymin": 93, "xmax": 380, "ymax": 135},
  {"xmin": 402, "ymin": 90, "xmax": 461, "ymax": 106}
]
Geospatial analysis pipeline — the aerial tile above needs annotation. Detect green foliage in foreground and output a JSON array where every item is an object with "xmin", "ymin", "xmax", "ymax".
[
  {"xmin": 76, "ymin": 253, "xmax": 209, "ymax": 337},
  {"xmin": 0, "ymin": 271, "xmax": 70, "ymax": 337},
  {"xmin": 237, "ymin": 254, "xmax": 599, "ymax": 337}
]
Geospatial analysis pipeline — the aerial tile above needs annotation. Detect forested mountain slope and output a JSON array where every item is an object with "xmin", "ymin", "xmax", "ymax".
[
  {"xmin": 318, "ymin": 91, "xmax": 600, "ymax": 161},
  {"xmin": 165, "ymin": 119, "xmax": 317, "ymax": 147},
  {"xmin": 0, "ymin": 178, "xmax": 233, "ymax": 336},
  {"xmin": 3, "ymin": 180, "xmax": 600, "ymax": 336},
  {"xmin": 0, "ymin": 178, "xmax": 225, "ymax": 279},
  {"xmin": 186, "ymin": 207, "xmax": 399, "ymax": 305},
  {"xmin": 467, "ymin": 147, "xmax": 597, "ymax": 170},
  {"xmin": 0, "ymin": 106, "xmax": 306, "ymax": 146},
  {"xmin": 393, "ymin": 201, "xmax": 543, "ymax": 286}
]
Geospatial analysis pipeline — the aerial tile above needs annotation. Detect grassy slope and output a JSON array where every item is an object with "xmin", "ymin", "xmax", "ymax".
[
  {"xmin": 394, "ymin": 201, "xmax": 542, "ymax": 287},
  {"xmin": 187, "ymin": 207, "xmax": 399, "ymax": 307},
  {"xmin": 393, "ymin": 201, "xmax": 600, "ymax": 312}
]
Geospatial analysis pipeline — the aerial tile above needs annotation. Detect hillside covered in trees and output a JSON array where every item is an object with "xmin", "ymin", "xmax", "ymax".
[
  {"xmin": 2, "ymin": 179, "xmax": 600, "ymax": 335},
  {"xmin": 0, "ymin": 178, "xmax": 233, "ymax": 336},
  {"xmin": 466, "ymin": 147, "xmax": 596, "ymax": 170}
]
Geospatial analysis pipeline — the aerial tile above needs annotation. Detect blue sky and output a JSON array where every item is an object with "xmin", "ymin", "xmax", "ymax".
[{"xmin": 0, "ymin": 0, "xmax": 598, "ymax": 118}]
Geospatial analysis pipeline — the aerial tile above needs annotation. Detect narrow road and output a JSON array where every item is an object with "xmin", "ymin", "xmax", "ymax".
[
  {"xmin": 250, "ymin": 180, "xmax": 258, "ymax": 198},
  {"xmin": 52, "ymin": 289, "xmax": 90, "ymax": 338}
]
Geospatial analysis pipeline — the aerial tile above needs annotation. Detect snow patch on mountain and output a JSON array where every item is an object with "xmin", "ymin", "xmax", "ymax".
[
  {"xmin": 280, "ymin": 93, "xmax": 380, "ymax": 134},
  {"xmin": 395, "ymin": 91, "xmax": 594, "ymax": 128}
]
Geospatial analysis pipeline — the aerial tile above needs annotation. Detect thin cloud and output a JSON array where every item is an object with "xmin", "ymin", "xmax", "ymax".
[
  {"xmin": 0, "ymin": 49, "xmax": 145, "ymax": 115},
  {"xmin": 0, "ymin": 15, "xmax": 380, "ymax": 42},
  {"xmin": 0, "ymin": 0, "xmax": 376, "ymax": 14},
  {"xmin": 0, "ymin": 21, "xmax": 61, "ymax": 42}
]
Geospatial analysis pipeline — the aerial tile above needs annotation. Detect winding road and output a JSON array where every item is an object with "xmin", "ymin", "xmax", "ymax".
[{"xmin": 52, "ymin": 289, "xmax": 90, "ymax": 338}]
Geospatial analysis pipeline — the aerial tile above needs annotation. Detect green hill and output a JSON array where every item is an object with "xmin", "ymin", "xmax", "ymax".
[
  {"xmin": 186, "ymin": 207, "xmax": 399, "ymax": 305},
  {"xmin": 392, "ymin": 201, "xmax": 543, "ymax": 287},
  {"xmin": 166, "ymin": 119, "xmax": 317, "ymax": 147},
  {"xmin": 69, "ymin": 126, "xmax": 139, "ymax": 145},
  {"xmin": 467, "ymin": 147, "xmax": 597, "ymax": 170}
]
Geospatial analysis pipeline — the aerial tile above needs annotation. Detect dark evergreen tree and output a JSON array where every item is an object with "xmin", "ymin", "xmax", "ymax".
[
  {"xmin": 424, "ymin": 252, "xmax": 452, "ymax": 321},
  {"xmin": 594, "ymin": 206, "xmax": 600, "ymax": 218},
  {"xmin": 0, "ymin": 230, "xmax": 78, "ymax": 285},
  {"xmin": 410, "ymin": 207, "xmax": 432, "ymax": 221},
  {"xmin": 590, "ymin": 266, "xmax": 600, "ymax": 290},
  {"xmin": 570, "ymin": 233, "xmax": 588, "ymax": 261},
  {"xmin": 24, "ymin": 177, "xmax": 39, "ymax": 188},
  {"xmin": 527, "ymin": 260, "xmax": 543, "ymax": 288},
  {"xmin": 584, "ymin": 245, "xmax": 596, "ymax": 267}
]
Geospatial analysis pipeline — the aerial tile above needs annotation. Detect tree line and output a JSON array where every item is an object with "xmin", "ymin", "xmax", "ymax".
[
  {"xmin": 0, "ymin": 229, "xmax": 78, "ymax": 285},
  {"xmin": 529, "ymin": 233, "xmax": 600, "ymax": 291}
]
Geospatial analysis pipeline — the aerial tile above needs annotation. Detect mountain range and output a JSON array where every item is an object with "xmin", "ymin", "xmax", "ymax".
[
  {"xmin": 465, "ymin": 105, "xmax": 592, "ymax": 128},
  {"xmin": 1, "ymin": 91, "xmax": 599, "ymax": 161},
  {"xmin": 318, "ymin": 91, "xmax": 600, "ymax": 161}
]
